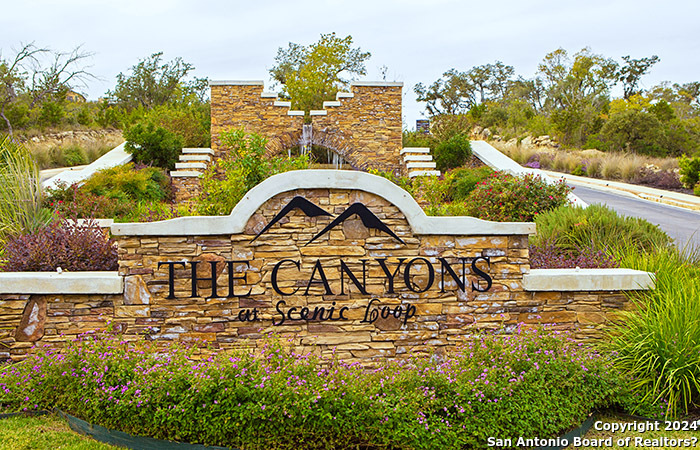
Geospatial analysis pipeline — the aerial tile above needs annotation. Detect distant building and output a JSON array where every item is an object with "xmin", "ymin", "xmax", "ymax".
[
  {"xmin": 65, "ymin": 91, "xmax": 86, "ymax": 103},
  {"xmin": 416, "ymin": 119, "xmax": 430, "ymax": 134}
]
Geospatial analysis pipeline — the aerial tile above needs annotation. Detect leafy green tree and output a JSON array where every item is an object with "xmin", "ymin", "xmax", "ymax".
[
  {"xmin": 538, "ymin": 48, "xmax": 618, "ymax": 110},
  {"xmin": 617, "ymin": 55, "xmax": 659, "ymax": 99},
  {"xmin": 507, "ymin": 77, "xmax": 546, "ymax": 112},
  {"xmin": 675, "ymin": 82, "xmax": 700, "ymax": 105},
  {"xmin": 415, "ymin": 71, "xmax": 474, "ymax": 117},
  {"xmin": 538, "ymin": 48, "xmax": 618, "ymax": 145},
  {"xmin": 109, "ymin": 52, "xmax": 206, "ymax": 110},
  {"xmin": 599, "ymin": 109, "xmax": 665, "ymax": 155},
  {"xmin": 269, "ymin": 33, "xmax": 371, "ymax": 112},
  {"xmin": 415, "ymin": 62, "xmax": 514, "ymax": 117},
  {"xmin": 0, "ymin": 45, "xmax": 38, "ymax": 134},
  {"xmin": 415, "ymin": 69, "xmax": 476, "ymax": 116}
]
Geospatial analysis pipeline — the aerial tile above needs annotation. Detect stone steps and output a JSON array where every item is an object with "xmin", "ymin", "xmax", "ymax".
[
  {"xmin": 403, "ymin": 154, "xmax": 433, "ymax": 162},
  {"xmin": 175, "ymin": 162, "xmax": 207, "ymax": 170},
  {"xmin": 179, "ymin": 154, "xmax": 211, "ymax": 162},
  {"xmin": 400, "ymin": 147, "xmax": 430, "ymax": 154},
  {"xmin": 171, "ymin": 148, "xmax": 213, "ymax": 178},
  {"xmin": 182, "ymin": 148, "xmax": 214, "ymax": 155},
  {"xmin": 408, "ymin": 170, "xmax": 441, "ymax": 178},
  {"xmin": 401, "ymin": 147, "xmax": 441, "ymax": 178}
]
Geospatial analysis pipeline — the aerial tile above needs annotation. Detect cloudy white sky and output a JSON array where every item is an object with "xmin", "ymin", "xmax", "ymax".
[{"xmin": 2, "ymin": 0, "xmax": 698, "ymax": 129}]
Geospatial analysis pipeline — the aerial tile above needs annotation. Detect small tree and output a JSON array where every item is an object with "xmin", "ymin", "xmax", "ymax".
[
  {"xmin": 270, "ymin": 33, "xmax": 371, "ymax": 112},
  {"xmin": 109, "ymin": 52, "xmax": 206, "ymax": 110}
]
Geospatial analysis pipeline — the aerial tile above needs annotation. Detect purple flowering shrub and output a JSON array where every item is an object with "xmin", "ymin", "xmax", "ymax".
[
  {"xmin": 530, "ymin": 239, "xmax": 619, "ymax": 269},
  {"xmin": 0, "ymin": 327, "xmax": 633, "ymax": 449},
  {"xmin": 1, "ymin": 217, "xmax": 117, "ymax": 271}
]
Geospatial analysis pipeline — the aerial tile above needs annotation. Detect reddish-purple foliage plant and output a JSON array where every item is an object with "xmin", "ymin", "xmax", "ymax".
[
  {"xmin": 1, "ymin": 218, "xmax": 117, "ymax": 271},
  {"xmin": 530, "ymin": 239, "xmax": 619, "ymax": 269}
]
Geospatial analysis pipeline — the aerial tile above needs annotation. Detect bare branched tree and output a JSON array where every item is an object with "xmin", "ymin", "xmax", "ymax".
[
  {"xmin": 0, "ymin": 43, "xmax": 47, "ymax": 135},
  {"xmin": 0, "ymin": 43, "xmax": 93, "ymax": 136},
  {"xmin": 29, "ymin": 45, "xmax": 94, "ymax": 108}
]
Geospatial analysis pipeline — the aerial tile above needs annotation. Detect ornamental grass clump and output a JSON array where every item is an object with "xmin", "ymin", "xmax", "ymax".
[
  {"xmin": 605, "ymin": 246, "xmax": 700, "ymax": 417},
  {"xmin": 532, "ymin": 204, "xmax": 672, "ymax": 255},
  {"xmin": 1, "ymin": 327, "xmax": 627, "ymax": 449}
]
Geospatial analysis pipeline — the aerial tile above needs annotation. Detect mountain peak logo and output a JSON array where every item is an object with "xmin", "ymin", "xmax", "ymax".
[
  {"xmin": 306, "ymin": 203, "xmax": 405, "ymax": 246},
  {"xmin": 253, "ymin": 197, "xmax": 405, "ymax": 246},
  {"xmin": 252, "ymin": 196, "xmax": 332, "ymax": 242}
]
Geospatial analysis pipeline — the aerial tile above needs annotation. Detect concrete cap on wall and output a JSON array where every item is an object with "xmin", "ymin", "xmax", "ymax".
[
  {"xmin": 0, "ymin": 271, "xmax": 123, "ymax": 294},
  {"xmin": 111, "ymin": 170, "xmax": 536, "ymax": 237},
  {"xmin": 523, "ymin": 268, "xmax": 654, "ymax": 291}
]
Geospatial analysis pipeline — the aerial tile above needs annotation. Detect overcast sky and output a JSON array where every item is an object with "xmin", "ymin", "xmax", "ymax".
[{"xmin": 2, "ymin": 0, "xmax": 698, "ymax": 129}]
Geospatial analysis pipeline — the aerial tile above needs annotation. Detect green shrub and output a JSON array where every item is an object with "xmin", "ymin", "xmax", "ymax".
[
  {"xmin": 531, "ymin": 204, "xmax": 672, "ymax": 254},
  {"xmin": 466, "ymin": 171, "xmax": 571, "ymax": 222},
  {"xmin": 402, "ymin": 130, "xmax": 436, "ymax": 148},
  {"xmin": 38, "ymin": 101, "xmax": 65, "ymax": 128},
  {"xmin": 695, "ymin": 182, "xmax": 700, "ymax": 196},
  {"xmin": 425, "ymin": 201, "xmax": 471, "ymax": 216},
  {"xmin": 124, "ymin": 122, "xmax": 183, "ymax": 169},
  {"xmin": 605, "ymin": 246, "xmax": 700, "ymax": 416},
  {"xmin": 95, "ymin": 104, "xmax": 124, "ymax": 129},
  {"xmin": 134, "ymin": 104, "xmax": 210, "ymax": 148},
  {"xmin": 76, "ymin": 106, "xmax": 93, "ymax": 126},
  {"xmin": 81, "ymin": 163, "xmax": 170, "ymax": 202},
  {"xmin": 447, "ymin": 166, "xmax": 493, "ymax": 201},
  {"xmin": 197, "ymin": 129, "xmax": 309, "ymax": 215},
  {"xmin": 1, "ymin": 327, "xmax": 626, "ymax": 449},
  {"xmin": 46, "ymin": 182, "xmax": 138, "ymax": 219},
  {"xmin": 599, "ymin": 110, "xmax": 667, "ymax": 157},
  {"xmin": 418, "ymin": 175, "xmax": 449, "ymax": 210},
  {"xmin": 62, "ymin": 146, "xmax": 88, "ymax": 166},
  {"xmin": 433, "ymin": 133, "xmax": 472, "ymax": 171},
  {"xmin": 678, "ymin": 154, "xmax": 700, "ymax": 189},
  {"xmin": 368, "ymin": 169, "xmax": 418, "ymax": 198},
  {"xmin": 571, "ymin": 164, "xmax": 585, "ymax": 176}
]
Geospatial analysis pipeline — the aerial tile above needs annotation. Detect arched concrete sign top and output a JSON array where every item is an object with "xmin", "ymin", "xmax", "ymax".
[{"xmin": 111, "ymin": 170, "xmax": 535, "ymax": 236}]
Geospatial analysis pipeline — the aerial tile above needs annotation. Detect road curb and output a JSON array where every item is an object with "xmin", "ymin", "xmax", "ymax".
[{"xmin": 543, "ymin": 171, "xmax": 700, "ymax": 212}]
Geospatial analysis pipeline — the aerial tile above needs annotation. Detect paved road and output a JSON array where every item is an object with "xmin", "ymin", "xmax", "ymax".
[{"xmin": 570, "ymin": 184, "xmax": 700, "ymax": 249}]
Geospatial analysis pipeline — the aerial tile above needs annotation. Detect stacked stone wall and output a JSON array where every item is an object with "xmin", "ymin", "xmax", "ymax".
[
  {"xmin": 210, "ymin": 83, "xmax": 304, "ymax": 157},
  {"xmin": 209, "ymin": 82, "xmax": 403, "ymax": 174},
  {"xmin": 311, "ymin": 84, "xmax": 403, "ymax": 174},
  {"xmin": 1, "ymin": 187, "xmax": 635, "ymax": 364}
]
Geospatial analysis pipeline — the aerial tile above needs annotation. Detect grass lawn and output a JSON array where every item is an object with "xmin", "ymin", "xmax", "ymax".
[
  {"xmin": 567, "ymin": 414, "xmax": 700, "ymax": 450},
  {"xmin": 2, "ymin": 412, "xmax": 700, "ymax": 450},
  {"xmin": 0, "ymin": 413, "xmax": 119, "ymax": 450}
]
